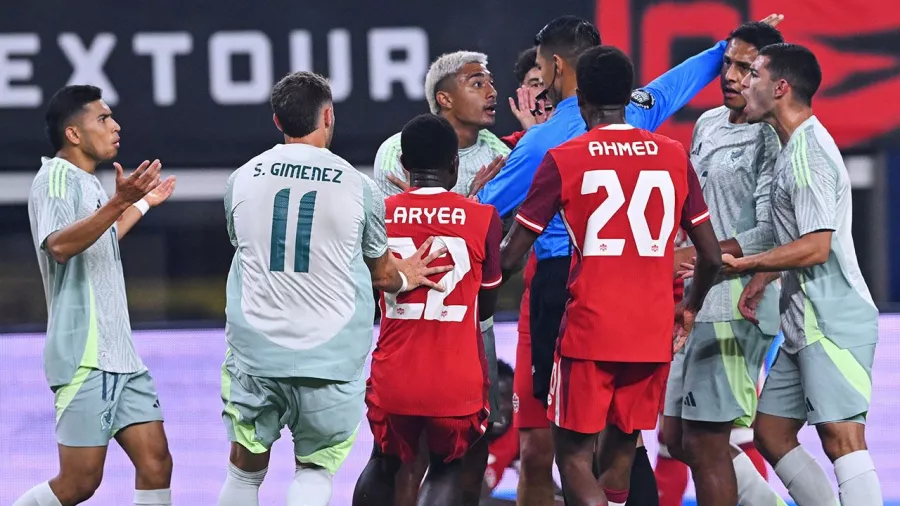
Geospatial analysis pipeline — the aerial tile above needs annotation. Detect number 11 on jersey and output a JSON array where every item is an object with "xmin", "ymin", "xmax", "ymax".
[{"xmin": 270, "ymin": 188, "xmax": 317, "ymax": 273}]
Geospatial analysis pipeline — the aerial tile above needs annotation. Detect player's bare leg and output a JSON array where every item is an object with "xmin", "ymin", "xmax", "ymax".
[
  {"xmin": 418, "ymin": 453, "xmax": 465, "ymax": 506},
  {"xmin": 115, "ymin": 421, "xmax": 173, "ymax": 505},
  {"xmin": 595, "ymin": 427, "xmax": 640, "ymax": 506},
  {"xmin": 40, "ymin": 445, "xmax": 108, "ymax": 506},
  {"xmin": 553, "ymin": 425, "xmax": 607, "ymax": 506},
  {"xmin": 352, "ymin": 444, "xmax": 420, "ymax": 506},
  {"xmin": 754, "ymin": 413, "xmax": 838, "ymax": 505},
  {"xmin": 218, "ymin": 442, "xmax": 270, "ymax": 506},
  {"xmin": 518, "ymin": 427, "xmax": 557, "ymax": 506},
  {"xmin": 660, "ymin": 416, "xmax": 687, "ymax": 463},
  {"xmin": 459, "ymin": 433, "xmax": 490, "ymax": 506},
  {"xmin": 681, "ymin": 420, "xmax": 736, "ymax": 505}
]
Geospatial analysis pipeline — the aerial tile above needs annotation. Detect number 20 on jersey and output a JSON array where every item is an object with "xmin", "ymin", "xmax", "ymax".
[{"xmin": 581, "ymin": 170, "xmax": 675, "ymax": 257}]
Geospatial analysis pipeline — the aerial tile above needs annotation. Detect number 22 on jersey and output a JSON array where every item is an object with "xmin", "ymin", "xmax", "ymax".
[
  {"xmin": 269, "ymin": 188, "xmax": 317, "ymax": 273},
  {"xmin": 581, "ymin": 170, "xmax": 675, "ymax": 257},
  {"xmin": 383, "ymin": 236, "xmax": 471, "ymax": 322}
]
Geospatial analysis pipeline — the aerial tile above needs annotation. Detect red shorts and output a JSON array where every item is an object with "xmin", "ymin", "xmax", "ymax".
[
  {"xmin": 366, "ymin": 398, "xmax": 488, "ymax": 464},
  {"xmin": 513, "ymin": 257, "xmax": 548, "ymax": 429},
  {"xmin": 547, "ymin": 353, "xmax": 670, "ymax": 434}
]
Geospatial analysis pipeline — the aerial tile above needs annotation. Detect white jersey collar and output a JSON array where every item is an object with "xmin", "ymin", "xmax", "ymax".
[{"xmin": 410, "ymin": 187, "xmax": 447, "ymax": 195}]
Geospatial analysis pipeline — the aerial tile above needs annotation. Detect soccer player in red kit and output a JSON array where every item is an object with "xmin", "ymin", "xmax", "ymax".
[
  {"xmin": 500, "ymin": 46, "xmax": 723, "ymax": 506},
  {"xmin": 353, "ymin": 114, "xmax": 503, "ymax": 506}
]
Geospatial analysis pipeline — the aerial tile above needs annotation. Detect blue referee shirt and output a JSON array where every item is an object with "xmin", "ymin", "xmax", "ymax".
[{"xmin": 478, "ymin": 40, "xmax": 727, "ymax": 261}]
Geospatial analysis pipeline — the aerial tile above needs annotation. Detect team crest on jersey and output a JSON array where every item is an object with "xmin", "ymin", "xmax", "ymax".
[
  {"xmin": 512, "ymin": 393, "xmax": 520, "ymax": 413},
  {"xmin": 100, "ymin": 409, "xmax": 113, "ymax": 431},
  {"xmin": 630, "ymin": 89, "xmax": 655, "ymax": 109}
]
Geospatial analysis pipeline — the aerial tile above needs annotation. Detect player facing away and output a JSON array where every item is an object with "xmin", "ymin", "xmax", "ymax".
[
  {"xmin": 218, "ymin": 72, "xmax": 451, "ymax": 506},
  {"xmin": 17, "ymin": 85, "xmax": 177, "ymax": 506},
  {"xmin": 500, "ymin": 46, "xmax": 724, "ymax": 506},
  {"xmin": 374, "ymin": 50, "xmax": 507, "ymax": 504},
  {"xmin": 724, "ymin": 43, "xmax": 882, "ymax": 505},
  {"xmin": 353, "ymin": 114, "xmax": 503, "ymax": 506},
  {"xmin": 661, "ymin": 22, "xmax": 786, "ymax": 506}
]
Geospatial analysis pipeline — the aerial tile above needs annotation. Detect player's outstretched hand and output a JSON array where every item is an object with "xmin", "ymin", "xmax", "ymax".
[
  {"xmin": 144, "ymin": 176, "xmax": 176, "ymax": 207},
  {"xmin": 509, "ymin": 86, "xmax": 539, "ymax": 131},
  {"xmin": 673, "ymin": 302, "xmax": 696, "ymax": 353},
  {"xmin": 760, "ymin": 13, "xmax": 785, "ymax": 27},
  {"xmin": 737, "ymin": 272, "xmax": 771, "ymax": 325},
  {"xmin": 468, "ymin": 155, "xmax": 506, "ymax": 199},
  {"xmin": 113, "ymin": 159, "xmax": 162, "ymax": 205},
  {"xmin": 395, "ymin": 236, "xmax": 454, "ymax": 292}
]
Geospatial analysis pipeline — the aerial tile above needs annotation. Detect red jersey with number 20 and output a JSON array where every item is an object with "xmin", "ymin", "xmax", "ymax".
[
  {"xmin": 516, "ymin": 124, "xmax": 709, "ymax": 363},
  {"xmin": 371, "ymin": 187, "xmax": 503, "ymax": 417}
]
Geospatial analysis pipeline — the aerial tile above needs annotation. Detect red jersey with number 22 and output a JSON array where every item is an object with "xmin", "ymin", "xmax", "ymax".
[
  {"xmin": 515, "ymin": 124, "xmax": 709, "ymax": 363},
  {"xmin": 371, "ymin": 187, "xmax": 503, "ymax": 417}
]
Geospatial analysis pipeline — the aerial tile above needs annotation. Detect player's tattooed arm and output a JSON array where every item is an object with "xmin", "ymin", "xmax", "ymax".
[{"xmin": 44, "ymin": 159, "xmax": 161, "ymax": 263}]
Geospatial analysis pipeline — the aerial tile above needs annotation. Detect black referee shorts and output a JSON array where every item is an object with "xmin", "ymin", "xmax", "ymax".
[{"xmin": 529, "ymin": 255, "xmax": 571, "ymax": 407}]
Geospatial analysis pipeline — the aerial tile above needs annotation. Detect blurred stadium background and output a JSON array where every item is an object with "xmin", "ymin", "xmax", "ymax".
[{"xmin": 1, "ymin": 1, "xmax": 898, "ymax": 504}]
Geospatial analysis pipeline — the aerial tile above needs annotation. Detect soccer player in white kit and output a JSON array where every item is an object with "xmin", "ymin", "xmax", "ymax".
[
  {"xmin": 728, "ymin": 43, "xmax": 882, "ymax": 506},
  {"xmin": 17, "ymin": 85, "xmax": 177, "ymax": 506},
  {"xmin": 218, "ymin": 71, "xmax": 451, "ymax": 506}
]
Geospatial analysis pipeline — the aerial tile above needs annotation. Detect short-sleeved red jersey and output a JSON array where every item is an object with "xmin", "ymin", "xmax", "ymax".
[
  {"xmin": 370, "ymin": 187, "xmax": 503, "ymax": 417},
  {"xmin": 516, "ymin": 124, "xmax": 709, "ymax": 363}
]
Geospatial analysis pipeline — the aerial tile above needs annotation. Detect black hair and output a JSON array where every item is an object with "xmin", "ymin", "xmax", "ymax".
[
  {"xmin": 497, "ymin": 359, "xmax": 514, "ymax": 379},
  {"xmin": 534, "ymin": 16, "xmax": 601, "ymax": 67},
  {"xmin": 44, "ymin": 85, "xmax": 103, "ymax": 151},
  {"xmin": 400, "ymin": 114, "xmax": 458, "ymax": 173},
  {"xmin": 759, "ymin": 43, "xmax": 822, "ymax": 106},
  {"xmin": 270, "ymin": 71, "xmax": 333, "ymax": 138},
  {"xmin": 728, "ymin": 21, "xmax": 784, "ymax": 50},
  {"xmin": 514, "ymin": 47, "xmax": 538, "ymax": 84},
  {"xmin": 576, "ymin": 45, "xmax": 634, "ymax": 107}
]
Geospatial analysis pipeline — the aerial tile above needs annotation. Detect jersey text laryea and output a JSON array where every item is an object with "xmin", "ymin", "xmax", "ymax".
[
  {"xmin": 370, "ymin": 188, "xmax": 502, "ymax": 417},
  {"xmin": 516, "ymin": 124, "xmax": 709, "ymax": 363}
]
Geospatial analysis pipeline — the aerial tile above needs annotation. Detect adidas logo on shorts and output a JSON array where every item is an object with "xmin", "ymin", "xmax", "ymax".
[{"xmin": 683, "ymin": 392, "xmax": 697, "ymax": 408}]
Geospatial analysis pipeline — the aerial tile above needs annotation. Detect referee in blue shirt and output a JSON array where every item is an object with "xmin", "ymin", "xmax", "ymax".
[{"xmin": 479, "ymin": 15, "xmax": 729, "ymax": 505}]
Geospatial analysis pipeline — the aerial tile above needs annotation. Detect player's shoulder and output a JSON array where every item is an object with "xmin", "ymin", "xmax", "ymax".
[
  {"xmin": 795, "ymin": 117, "xmax": 846, "ymax": 174},
  {"xmin": 30, "ymin": 157, "xmax": 79, "ymax": 197},
  {"xmin": 641, "ymin": 128, "xmax": 688, "ymax": 155},
  {"xmin": 698, "ymin": 105, "xmax": 729, "ymax": 123},
  {"xmin": 478, "ymin": 129, "xmax": 511, "ymax": 156}
]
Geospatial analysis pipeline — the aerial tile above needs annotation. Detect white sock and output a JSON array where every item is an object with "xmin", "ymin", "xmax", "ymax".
[
  {"xmin": 287, "ymin": 465, "xmax": 333, "ymax": 506},
  {"xmin": 733, "ymin": 450, "xmax": 787, "ymax": 506},
  {"xmin": 774, "ymin": 446, "xmax": 838, "ymax": 506},
  {"xmin": 218, "ymin": 464, "xmax": 267, "ymax": 506},
  {"xmin": 134, "ymin": 488, "xmax": 172, "ymax": 506},
  {"xmin": 12, "ymin": 482, "xmax": 62, "ymax": 506},
  {"xmin": 834, "ymin": 450, "xmax": 882, "ymax": 506},
  {"xmin": 609, "ymin": 502, "xmax": 626, "ymax": 506}
]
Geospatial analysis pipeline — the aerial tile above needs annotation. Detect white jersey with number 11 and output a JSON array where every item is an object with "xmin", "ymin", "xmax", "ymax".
[{"xmin": 224, "ymin": 143, "xmax": 388, "ymax": 381}]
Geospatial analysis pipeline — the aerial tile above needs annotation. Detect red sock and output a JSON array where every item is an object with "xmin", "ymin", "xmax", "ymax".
[
  {"xmin": 739, "ymin": 442, "xmax": 769, "ymax": 480},
  {"xmin": 603, "ymin": 488, "xmax": 629, "ymax": 505},
  {"xmin": 655, "ymin": 454, "xmax": 689, "ymax": 506}
]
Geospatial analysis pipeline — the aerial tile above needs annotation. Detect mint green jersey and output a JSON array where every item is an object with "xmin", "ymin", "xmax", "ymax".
[
  {"xmin": 225, "ymin": 144, "xmax": 387, "ymax": 381},
  {"xmin": 28, "ymin": 157, "xmax": 143, "ymax": 387},
  {"xmin": 771, "ymin": 116, "xmax": 878, "ymax": 352}
]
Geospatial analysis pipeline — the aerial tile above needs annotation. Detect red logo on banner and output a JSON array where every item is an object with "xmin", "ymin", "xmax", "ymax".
[{"xmin": 596, "ymin": 0, "xmax": 900, "ymax": 149}]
